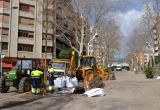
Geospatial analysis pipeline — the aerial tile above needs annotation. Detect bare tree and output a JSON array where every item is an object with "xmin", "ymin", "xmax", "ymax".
[
  {"xmin": 128, "ymin": 26, "xmax": 146, "ymax": 53},
  {"xmin": 71, "ymin": 0, "xmax": 108, "ymax": 55},
  {"xmin": 151, "ymin": 0, "xmax": 160, "ymax": 16},
  {"xmin": 102, "ymin": 22, "xmax": 122, "ymax": 65},
  {"xmin": 126, "ymin": 25, "xmax": 148, "ymax": 69},
  {"xmin": 140, "ymin": 3, "xmax": 155, "ymax": 50},
  {"xmin": 71, "ymin": 0, "xmax": 134, "ymax": 66}
]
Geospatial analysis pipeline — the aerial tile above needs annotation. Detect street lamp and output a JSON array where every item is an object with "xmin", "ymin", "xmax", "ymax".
[
  {"xmin": 87, "ymin": 32, "xmax": 98, "ymax": 55},
  {"xmin": 146, "ymin": 41, "xmax": 155, "ymax": 67}
]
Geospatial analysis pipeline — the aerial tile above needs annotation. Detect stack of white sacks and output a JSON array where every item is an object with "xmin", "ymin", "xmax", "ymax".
[{"xmin": 54, "ymin": 76, "xmax": 78, "ymax": 88}]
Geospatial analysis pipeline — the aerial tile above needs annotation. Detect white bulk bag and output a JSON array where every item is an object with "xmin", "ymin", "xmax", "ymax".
[
  {"xmin": 84, "ymin": 88, "xmax": 105, "ymax": 97},
  {"xmin": 71, "ymin": 77, "xmax": 78, "ymax": 87},
  {"xmin": 54, "ymin": 77, "xmax": 65, "ymax": 88}
]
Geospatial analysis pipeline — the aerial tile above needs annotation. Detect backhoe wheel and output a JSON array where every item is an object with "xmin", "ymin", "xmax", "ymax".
[
  {"xmin": 0, "ymin": 78, "xmax": 9, "ymax": 93},
  {"xmin": 85, "ymin": 70, "xmax": 94, "ymax": 81},
  {"xmin": 18, "ymin": 77, "xmax": 31, "ymax": 93},
  {"xmin": 84, "ymin": 70, "xmax": 94, "ymax": 90}
]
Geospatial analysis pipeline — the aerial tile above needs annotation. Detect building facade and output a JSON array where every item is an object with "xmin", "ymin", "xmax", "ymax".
[
  {"xmin": 0, "ymin": 0, "xmax": 84, "ymax": 69},
  {"xmin": 154, "ymin": 16, "xmax": 160, "ymax": 57}
]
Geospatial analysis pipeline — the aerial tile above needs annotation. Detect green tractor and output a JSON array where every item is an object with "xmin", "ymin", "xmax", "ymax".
[{"xmin": 0, "ymin": 69, "xmax": 31, "ymax": 93}]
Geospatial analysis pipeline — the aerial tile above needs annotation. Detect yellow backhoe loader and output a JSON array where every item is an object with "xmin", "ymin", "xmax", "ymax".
[{"xmin": 70, "ymin": 50, "xmax": 109, "ymax": 90}]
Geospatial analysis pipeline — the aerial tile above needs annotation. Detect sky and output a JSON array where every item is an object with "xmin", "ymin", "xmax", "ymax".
[
  {"xmin": 110, "ymin": 0, "xmax": 144, "ymax": 59},
  {"xmin": 115, "ymin": 0, "xmax": 143, "ymax": 37}
]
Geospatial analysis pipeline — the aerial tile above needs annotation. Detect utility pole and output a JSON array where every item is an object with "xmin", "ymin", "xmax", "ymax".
[
  {"xmin": 79, "ymin": 13, "xmax": 84, "ymax": 56},
  {"xmin": 53, "ymin": 0, "xmax": 57, "ymax": 58}
]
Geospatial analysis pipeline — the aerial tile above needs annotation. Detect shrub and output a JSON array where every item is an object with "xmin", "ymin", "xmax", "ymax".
[{"xmin": 144, "ymin": 66, "xmax": 154, "ymax": 78}]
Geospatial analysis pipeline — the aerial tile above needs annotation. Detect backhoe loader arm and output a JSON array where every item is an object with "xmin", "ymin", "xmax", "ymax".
[{"xmin": 70, "ymin": 49, "xmax": 77, "ymax": 77}]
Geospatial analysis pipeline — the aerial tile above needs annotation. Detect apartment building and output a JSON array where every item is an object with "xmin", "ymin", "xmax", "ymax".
[
  {"xmin": 144, "ymin": 53, "xmax": 149, "ymax": 67},
  {"xmin": 0, "ymin": 0, "xmax": 82, "ymax": 69},
  {"xmin": 154, "ymin": 16, "xmax": 160, "ymax": 57}
]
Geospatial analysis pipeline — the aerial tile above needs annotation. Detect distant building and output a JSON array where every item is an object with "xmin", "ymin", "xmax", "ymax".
[
  {"xmin": 153, "ymin": 16, "xmax": 160, "ymax": 57},
  {"xmin": 144, "ymin": 53, "xmax": 150, "ymax": 67}
]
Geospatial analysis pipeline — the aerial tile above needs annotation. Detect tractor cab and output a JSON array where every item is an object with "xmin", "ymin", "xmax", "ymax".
[{"xmin": 0, "ymin": 66, "xmax": 31, "ymax": 93}]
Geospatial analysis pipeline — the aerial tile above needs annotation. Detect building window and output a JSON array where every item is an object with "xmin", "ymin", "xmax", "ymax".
[
  {"xmin": 18, "ymin": 30, "xmax": 34, "ymax": 38},
  {"xmin": 42, "ymin": 46, "xmax": 52, "ymax": 53},
  {"xmin": 0, "ymin": 14, "xmax": 9, "ymax": 23},
  {"xmin": 19, "ymin": 17, "xmax": 34, "ymax": 25},
  {"xmin": 42, "ymin": 33, "xmax": 52, "ymax": 40},
  {"xmin": 20, "ymin": 3, "xmax": 35, "ymax": 14},
  {"xmin": 0, "ymin": 28, "xmax": 9, "ymax": 35},
  {"xmin": 20, "ymin": 4, "xmax": 29, "ymax": 11},
  {"xmin": 0, "ymin": 0, "xmax": 10, "ymax": 8},
  {"xmin": 43, "ymin": 21, "xmax": 53, "ymax": 29},
  {"xmin": 2, "ymin": 42, "xmax": 8, "ymax": 50},
  {"xmin": 18, "ymin": 44, "xmax": 33, "ymax": 52}
]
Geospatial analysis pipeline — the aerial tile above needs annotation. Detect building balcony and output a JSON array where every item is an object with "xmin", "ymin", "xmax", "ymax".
[
  {"xmin": 1, "ymin": 35, "xmax": 9, "ymax": 42},
  {"xmin": 0, "ymin": 8, "xmax": 10, "ymax": 14},
  {"xmin": 154, "ymin": 35, "xmax": 158, "ymax": 39},
  {"xmin": 19, "ymin": 11, "xmax": 34, "ymax": 19},
  {"xmin": 19, "ymin": 24, "xmax": 34, "ymax": 31},
  {"xmin": 155, "ymin": 52, "xmax": 159, "ymax": 56},
  {"xmin": 155, "ymin": 46, "xmax": 159, "ymax": 51},
  {"xmin": 18, "ymin": 51, "xmax": 34, "ymax": 58},
  {"xmin": 18, "ymin": 37, "xmax": 34, "ymax": 44},
  {"xmin": 154, "ymin": 41, "xmax": 158, "ymax": 45},
  {"xmin": 43, "ymin": 16, "xmax": 54, "ymax": 22},
  {"xmin": 0, "ymin": 22, "xmax": 9, "ymax": 28},
  {"xmin": 19, "ymin": 0, "xmax": 35, "ymax": 6},
  {"xmin": 43, "ymin": 28, "xmax": 53, "ymax": 34},
  {"xmin": 42, "ymin": 40, "xmax": 53, "ymax": 46},
  {"xmin": 41, "ymin": 53, "xmax": 52, "ymax": 59},
  {"xmin": 2, "ymin": 50, "xmax": 8, "ymax": 57}
]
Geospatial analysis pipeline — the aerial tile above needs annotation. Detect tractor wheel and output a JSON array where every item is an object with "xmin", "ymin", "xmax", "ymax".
[
  {"xmin": 18, "ymin": 77, "xmax": 31, "ymax": 93},
  {"xmin": 0, "ymin": 78, "xmax": 9, "ymax": 93}
]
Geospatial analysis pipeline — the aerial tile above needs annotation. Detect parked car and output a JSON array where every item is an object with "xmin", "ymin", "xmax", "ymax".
[{"xmin": 116, "ymin": 66, "xmax": 122, "ymax": 71}]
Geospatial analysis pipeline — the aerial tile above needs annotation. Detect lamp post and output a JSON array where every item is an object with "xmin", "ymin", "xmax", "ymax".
[{"xmin": 87, "ymin": 32, "xmax": 98, "ymax": 55}]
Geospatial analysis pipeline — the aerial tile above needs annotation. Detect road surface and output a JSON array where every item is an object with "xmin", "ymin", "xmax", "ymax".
[{"xmin": 0, "ymin": 71, "xmax": 160, "ymax": 110}]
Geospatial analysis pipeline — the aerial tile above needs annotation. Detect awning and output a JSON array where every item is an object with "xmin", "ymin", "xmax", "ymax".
[{"xmin": 2, "ymin": 62, "xmax": 13, "ymax": 68}]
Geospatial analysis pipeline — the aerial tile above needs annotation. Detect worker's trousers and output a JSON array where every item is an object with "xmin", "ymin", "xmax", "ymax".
[
  {"xmin": 48, "ymin": 78, "xmax": 54, "ymax": 93},
  {"xmin": 31, "ymin": 77, "xmax": 41, "ymax": 94}
]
